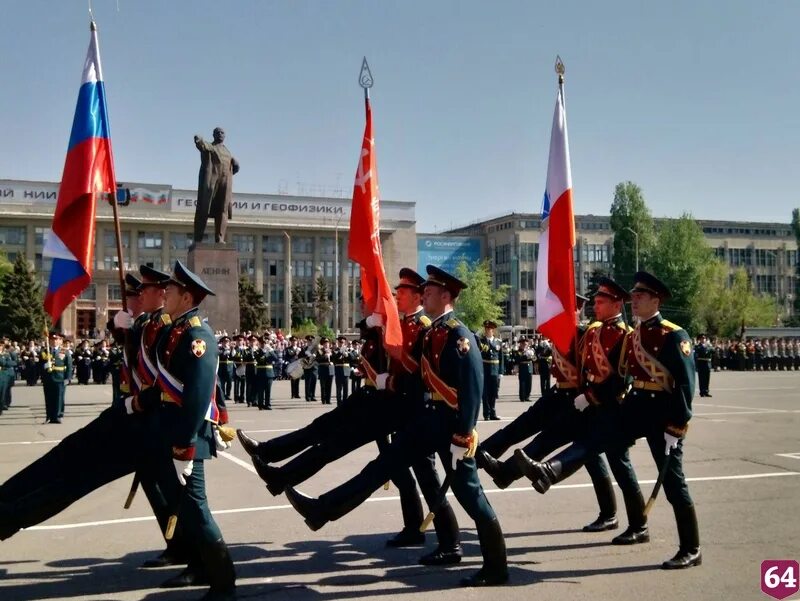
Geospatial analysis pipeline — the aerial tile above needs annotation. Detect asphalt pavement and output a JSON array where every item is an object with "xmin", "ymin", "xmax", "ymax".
[{"xmin": 0, "ymin": 370, "xmax": 798, "ymax": 601}]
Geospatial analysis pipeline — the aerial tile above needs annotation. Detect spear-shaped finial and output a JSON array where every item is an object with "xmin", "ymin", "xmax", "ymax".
[
  {"xmin": 359, "ymin": 57, "xmax": 374, "ymax": 99},
  {"xmin": 555, "ymin": 55, "xmax": 565, "ymax": 85}
]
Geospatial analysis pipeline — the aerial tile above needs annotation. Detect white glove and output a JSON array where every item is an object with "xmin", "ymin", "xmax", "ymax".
[
  {"xmin": 113, "ymin": 310, "xmax": 133, "ymax": 330},
  {"xmin": 664, "ymin": 432, "xmax": 681, "ymax": 455},
  {"xmin": 43, "ymin": 361, "xmax": 52, "ymax": 370},
  {"xmin": 173, "ymin": 458, "xmax": 194, "ymax": 486},
  {"xmin": 574, "ymin": 393, "xmax": 590, "ymax": 412},
  {"xmin": 214, "ymin": 427, "xmax": 231, "ymax": 451},
  {"xmin": 450, "ymin": 443, "xmax": 468, "ymax": 471},
  {"xmin": 124, "ymin": 396, "xmax": 135, "ymax": 415},
  {"xmin": 365, "ymin": 313, "xmax": 384, "ymax": 328},
  {"xmin": 375, "ymin": 373, "xmax": 389, "ymax": 390}
]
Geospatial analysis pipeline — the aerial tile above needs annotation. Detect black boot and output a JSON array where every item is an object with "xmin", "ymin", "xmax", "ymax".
[
  {"xmin": 0, "ymin": 501, "xmax": 19, "ymax": 540},
  {"xmin": 142, "ymin": 547, "xmax": 188, "ymax": 568},
  {"xmin": 254, "ymin": 427, "xmax": 314, "ymax": 464},
  {"xmin": 285, "ymin": 487, "xmax": 331, "ymax": 531},
  {"xmin": 236, "ymin": 430, "xmax": 261, "ymax": 459},
  {"xmin": 386, "ymin": 528, "xmax": 426, "ymax": 548},
  {"xmin": 583, "ymin": 475, "xmax": 619, "ymax": 532},
  {"xmin": 662, "ymin": 504, "xmax": 701, "ymax": 569},
  {"xmin": 477, "ymin": 449, "xmax": 520, "ymax": 490},
  {"xmin": 160, "ymin": 562, "xmax": 209, "ymax": 588},
  {"xmin": 252, "ymin": 457, "xmax": 288, "ymax": 496},
  {"xmin": 197, "ymin": 538, "xmax": 236, "ymax": 600},
  {"xmin": 612, "ymin": 490, "xmax": 649, "ymax": 545},
  {"xmin": 460, "ymin": 517, "xmax": 509, "ymax": 587},
  {"xmin": 514, "ymin": 445, "xmax": 585, "ymax": 494},
  {"xmin": 420, "ymin": 500, "xmax": 462, "ymax": 565}
]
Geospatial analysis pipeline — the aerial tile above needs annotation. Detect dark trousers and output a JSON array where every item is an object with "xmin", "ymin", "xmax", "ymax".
[
  {"xmin": 538, "ymin": 367, "xmax": 551, "ymax": 396},
  {"xmin": 257, "ymin": 377, "xmax": 273, "ymax": 409},
  {"xmin": 233, "ymin": 374, "xmax": 245, "ymax": 403},
  {"xmin": 290, "ymin": 377, "xmax": 301, "ymax": 398},
  {"xmin": 518, "ymin": 372, "xmax": 532, "ymax": 401},
  {"xmin": 219, "ymin": 371, "xmax": 232, "ymax": 399},
  {"xmin": 304, "ymin": 372, "xmax": 317, "ymax": 401},
  {"xmin": 245, "ymin": 374, "xmax": 256, "ymax": 406},
  {"xmin": 334, "ymin": 373, "xmax": 349, "ymax": 404},
  {"xmin": 319, "ymin": 373, "xmax": 333, "ymax": 404},
  {"xmin": 696, "ymin": 363, "xmax": 711, "ymax": 395},
  {"xmin": 376, "ymin": 433, "xmax": 424, "ymax": 532},
  {"xmin": 482, "ymin": 372, "xmax": 500, "ymax": 419},
  {"xmin": 43, "ymin": 380, "xmax": 64, "ymax": 421}
]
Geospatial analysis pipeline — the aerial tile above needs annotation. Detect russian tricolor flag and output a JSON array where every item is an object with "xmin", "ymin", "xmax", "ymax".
[
  {"xmin": 43, "ymin": 21, "xmax": 116, "ymax": 324},
  {"xmin": 535, "ymin": 84, "xmax": 577, "ymax": 355}
]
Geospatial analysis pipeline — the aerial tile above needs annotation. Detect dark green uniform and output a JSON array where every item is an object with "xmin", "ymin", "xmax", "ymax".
[
  {"xmin": 332, "ymin": 346, "xmax": 351, "ymax": 404},
  {"xmin": 512, "ymin": 344, "xmax": 534, "ymax": 401},
  {"xmin": 694, "ymin": 340, "xmax": 712, "ymax": 396},
  {"xmin": 0, "ymin": 349, "xmax": 17, "ymax": 412},
  {"xmin": 316, "ymin": 349, "xmax": 334, "ymax": 405},
  {"xmin": 40, "ymin": 346, "xmax": 71, "ymax": 423},
  {"xmin": 479, "ymin": 335, "xmax": 502, "ymax": 420}
]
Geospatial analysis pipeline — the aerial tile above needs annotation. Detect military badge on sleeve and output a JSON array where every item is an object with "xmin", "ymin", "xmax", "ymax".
[
  {"xmin": 457, "ymin": 337, "xmax": 471, "ymax": 356},
  {"xmin": 191, "ymin": 339, "xmax": 207, "ymax": 358},
  {"xmin": 680, "ymin": 340, "xmax": 692, "ymax": 357}
]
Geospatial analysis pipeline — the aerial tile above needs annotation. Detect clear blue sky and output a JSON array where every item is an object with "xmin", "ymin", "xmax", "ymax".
[{"xmin": 2, "ymin": 0, "xmax": 798, "ymax": 231}]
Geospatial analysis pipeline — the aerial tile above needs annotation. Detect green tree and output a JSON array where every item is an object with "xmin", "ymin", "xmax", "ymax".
[
  {"xmin": 0, "ymin": 254, "xmax": 48, "ymax": 341},
  {"xmin": 648, "ymin": 214, "xmax": 713, "ymax": 334},
  {"xmin": 292, "ymin": 318, "xmax": 318, "ymax": 339},
  {"xmin": 313, "ymin": 276, "xmax": 333, "ymax": 327},
  {"xmin": 609, "ymin": 181, "xmax": 657, "ymax": 288},
  {"xmin": 0, "ymin": 251, "xmax": 12, "ymax": 299},
  {"xmin": 696, "ymin": 266, "xmax": 779, "ymax": 337},
  {"xmin": 238, "ymin": 276, "xmax": 267, "ymax": 332},
  {"xmin": 291, "ymin": 284, "xmax": 310, "ymax": 327},
  {"xmin": 453, "ymin": 259, "xmax": 509, "ymax": 331}
]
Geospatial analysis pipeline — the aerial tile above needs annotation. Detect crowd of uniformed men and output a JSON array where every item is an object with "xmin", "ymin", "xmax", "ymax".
[{"xmin": 1, "ymin": 258, "xmax": 797, "ymax": 598}]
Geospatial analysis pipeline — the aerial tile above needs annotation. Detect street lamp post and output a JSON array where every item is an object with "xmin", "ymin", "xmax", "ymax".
[{"xmin": 623, "ymin": 227, "xmax": 639, "ymax": 273}]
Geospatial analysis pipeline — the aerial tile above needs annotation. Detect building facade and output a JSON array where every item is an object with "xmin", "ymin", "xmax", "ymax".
[
  {"xmin": 440, "ymin": 213, "xmax": 798, "ymax": 327},
  {"xmin": 0, "ymin": 179, "xmax": 416, "ymax": 338}
]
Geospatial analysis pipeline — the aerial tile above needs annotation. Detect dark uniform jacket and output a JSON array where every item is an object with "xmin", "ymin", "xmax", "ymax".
[
  {"xmin": 579, "ymin": 315, "xmax": 631, "ymax": 404},
  {"xmin": 479, "ymin": 336, "xmax": 503, "ymax": 376}
]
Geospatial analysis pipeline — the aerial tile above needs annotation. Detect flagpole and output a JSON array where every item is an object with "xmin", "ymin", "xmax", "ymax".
[
  {"xmin": 359, "ymin": 56, "xmax": 373, "ymax": 103},
  {"xmin": 92, "ymin": 15, "xmax": 127, "ymax": 314}
]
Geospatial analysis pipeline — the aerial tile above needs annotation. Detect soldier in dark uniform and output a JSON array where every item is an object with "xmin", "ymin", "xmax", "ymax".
[
  {"xmin": 302, "ymin": 335, "xmax": 318, "ymax": 402},
  {"xmin": 40, "ymin": 332, "xmax": 71, "ymax": 424},
  {"xmin": 0, "ymin": 340, "xmax": 17, "ymax": 415},
  {"xmin": 281, "ymin": 266, "xmax": 508, "ymax": 587},
  {"xmin": 535, "ymin": 338, "xmax": 553, "ymax": 395},
  {"xmin": 316, "ymin": 338, "xmax": 335, "ymax": 405},
  {"xmin": 349, "ymin": 341, "xmax": 363, "ymax": 392},
  {"xmin": 694, "ymin": 333, "xmax": 713, "ymax": 397},
  {"xmin": 244, "ymin": 335, "xmax": 258, "ymax": 407},
  {"xmin": 217, "ymin": 336, "xmax": 234, "ymax": 400},
  {"xmin": 477, "ymin": 292, "xmax": 621, "ymax": 533},
  {"xmin": 284, "ymin": 336, "xmax": 302, "ymax": 399},
  {"xmin": 21, "ymin": 342, "xmax": 40, "ymax": 386},
  {"xmin": 108, "ymin": 340, "xmax": 123, "ymax": 405},
  {"xmin": 231, "ymin": 335, "xmax": 246, "ymax": 403},
  {"xmin": 512, "ymin": 338, "xmax": 534, "ymax": 401},
  {"xmin": 479, "ymin": 320, "xmax": 503, "ymax": 421},
  {"xmin": 515, "ymin": 272, "xmax": 702, "ymax": 570},
  {"xmin": 332, "ymin": 336, "xmax": 351, "ymax": 404},
  {"xmin": 255, "ymin": 336, "xmax": 279, "ymax": 410},
  {"xmin": 156, "ymin": 260, "xmax": 236, "ymax": 600},
  {"xmin": 75, "ymin": 340, "xmax": 93, "ymax": 385}
]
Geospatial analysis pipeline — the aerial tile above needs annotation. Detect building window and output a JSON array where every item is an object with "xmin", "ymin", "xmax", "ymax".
[
  {"xmin": 266, "ymin": 283, "xmax": 285, "ymax": 303},
  {"xmin": 494, "ymin": 244, "xmax": 510, "ymax": 266},
  {"xmin": 348, "ymin": 261, "xmax": 360, "ymax": 278},
  {"xmin": 268, "ymin": 259, "xmax": 285, "ymax": 277},
  {"xmin": 0, "ymin": 226, "xmax": 26, "ymax": 246},
  {"xmin": 103, "ymin": 229, "xmax": 131, "ymax": 250},
  {"xmin": 169, "ymin": 232, "xmax": 193, "ymax": 250},
  {"xmin": 292, "ymin": 236, "xmax": 313, "ymax": 254},
  {"xmin": 108, "ymin": 284, "xmax": 122, "ymax": 301},
  {"xmin": 581, "ymin": 243, "xmax": 610, "ymax": 264},
  {"xmin": 232, "ymin": 234, "xmax": 255, "ymax": 253},
  {"xmin": 292, "ymin": 260, "xmax": 313, "ymax": 278},
  {"xmin": 139, "ymin": 257, "xmax": 163, "ymax": 270},
  {"xmin": 137, "ymin": 232, "xmax": 162, "ymax": 250},
  {"xmin": 520, "ymin": 271, "xmax": 535, "ymax": 290},
  {"xmin": 79, "ymin": 283, "xmax": 96, "ymax": 300},
  {"xmin": 263, "ymin": 235, "xmax": 284, "ymax": 254},
  {"xmin": 495, "ymin": 271, "xmax": 510, "ymax": 287},
  {"xmin": 320, "ymin": 260, "xmax": 335, "ymax": 278},
  {"xmin": 728, "ymin": 248, "xmax": 752, "ymax": 267},
  {"xmin": 103, "ymin": 255, "xmax": 132, "ymax": 271},
  {"xmin": 519, "ymin": 243, "xmax": 538, "ymax": 262},
  {"xmin": 520, "ymin": 299, "xmax": 535, "ymax": 318},
  {"xmin": 319, "ymin": 237, "xmax": 336, "ymax": 256},
  {"xmin": 35, "ymin": 253, "xmax": 54, "ymax": 273},
  {"xmin": 238, "ymin": 258, "xmax": 255, "ymax": 278}
]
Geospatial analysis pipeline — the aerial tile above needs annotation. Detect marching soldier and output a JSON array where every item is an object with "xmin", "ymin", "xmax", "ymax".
[
  {"xmin": 694, "ymin": 333, "xmax": 713, "ymax": 397},
  {"xmin": 40, "ymin": 332, "xmax": 71, "ymax": 424},
  {"xmin": 75, "ymin": 340, "xmax": 93, "ymax": 385},
  {"xmin": 479, "ymin": 320, "xmax": 503, "ymax": 421},
  {"xmin": 512, "ymin": 337, "xmax": 534, "ymax": 401},
  {"xmin": 156, "ymin": 260, "xmax": 236, "ymax": 600},
  {"xmin": 332, "ymin": 336, "xmax": 351, "ymax": 404},
  {"xmin": 515, "ymin": 272, "xmax": 702, "ymax": 570},
  {"xmin": 282, "ymin": 266, "xmax": 508, "ymax": 587}
]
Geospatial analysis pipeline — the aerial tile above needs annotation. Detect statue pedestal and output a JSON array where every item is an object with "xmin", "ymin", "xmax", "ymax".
[{"xmin": 187, "ymin": 243, "xmax": 240, "ymax": 335}]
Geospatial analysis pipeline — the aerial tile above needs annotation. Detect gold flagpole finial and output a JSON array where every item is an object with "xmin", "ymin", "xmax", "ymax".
[{"xmin": 555, "ymin": 55, "xmax": 565, "ymax": 84}]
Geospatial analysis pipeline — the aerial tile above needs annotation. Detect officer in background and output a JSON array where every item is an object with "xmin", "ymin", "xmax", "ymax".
[
  {"xmin": 108, "ymin": 340, "xmax": 123, "ymax": 405},
  {"xmin": 513, "ymin": 337, "xmax": 534, "ymax": 402},
  {"xmin": 217, "ymin": 336, "xmax": 234, "ymax": 401},
  {"xmin": 231, "ymin": 335, "xmax": 246, "ymax": 403},
  {"xmin": 255, "ymin": 336, "xmax": 279, "ymax": 410},
  {"xmin": 156, "ymin": 260, "xmax": 236, "ymax": 600},
  {"xmin": 21, "ymin": 341, "xmax": 40, "ymax": 386},
  {"xmin": 75, "ymin": 340, "xmax": 93, "ymax": 385},
  {"xmin": 349, "ymin": 340, "xmax": 363, "ymax": 392},
  {"xmin": 0, "ymin": 340, "xmax": 17, "ymax": 415},
  {"xmin": 479, "ymin": 320, "xmax": 503, "ymax": 421},
  {"xmin": 316, "ymin": 338, "xmax": 335, "ymax": 405},
  {"xmin": 694, "ymin": 333, "xmax": 713, "ymax": 397},
  {"xmin": 284, "ymin": 337, "xmax": 302, "ymax": 399},
  {"xmin": 40, "ymin": 332, "xmax": 71, "ymax": 424},
  {"xmin": 244, "ymin": 335, "xmax": 258, "ymax": 407},
  {"xmin": 302, "ymin": 335, "xmax": 318, "ymax": 402},
  {"xmin": 283, "ymin": 266, "xmax": 508, "ymax": 587},
  {"xmin": 536, "ymin": 337, "xmax": 552, "ymax": 395},
  {"xmin": 332, "ymin": 336, "xmax": 351, "ymax": 404}
]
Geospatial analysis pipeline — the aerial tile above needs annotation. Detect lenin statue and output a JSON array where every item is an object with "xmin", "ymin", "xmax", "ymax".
[{"xmin": 193, "ymin": 127, "xmax": 240, "ymax": 244}]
